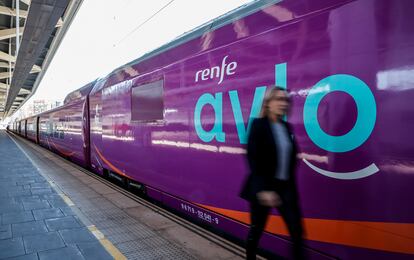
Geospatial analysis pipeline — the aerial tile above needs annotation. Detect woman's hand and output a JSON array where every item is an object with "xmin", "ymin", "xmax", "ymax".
[{"xmin": 257, "ymin": 191, "xmax": 282, "ymax": 207}]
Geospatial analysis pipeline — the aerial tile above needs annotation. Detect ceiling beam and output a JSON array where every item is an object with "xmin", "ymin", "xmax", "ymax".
[
  {"xmin": 56, "ymin": 18, "xmax": 63, "ymax": 27},
  {"xmin": 30, "ymin": 65, "xmax": 41, "ymax": 73},
  {"xmin": 0, "ymin": 61, "xmax": 41, "ymax": 73},
  {"xmin": 0, "ymin": 27, "xmax": 24, "ymax": 41},
  {"xmin": 0, "ymin": 84, "xmax": 29, "ymax": 94},
  {"xmin": 0, "ymin": 6, "xmax": 28, "ymax": 19},
  {"xmin": 0, "ymin": 50, "xmax": 16, "ymax": 63},
  {"xmin": 5, "ymin": 0, "xmax": 70, "ymax": 112},
  {"xmin": 14, "ymin": 89, "xmax": 29, "ymax": 95},
  {"xmin": 1, "ymin": 0, "xmax": 81, "ymax": 117},
  {"xmin": 0, "ymin": 69, "xmax": 39, "ymax": 80},
  {"xmin": 19, "ymin": 88, "xmax": 31, "ymax": 95},
  {"xmin": 21, "ymin": 0, "xmax": 31, "ymax": 6},
  {"xmin": 0, "ymin": 62, "xmax": 12, "ymax": 68},
  {"xmin": 0, "ymin": 72, "xmax": 11, "ymax": 79}
]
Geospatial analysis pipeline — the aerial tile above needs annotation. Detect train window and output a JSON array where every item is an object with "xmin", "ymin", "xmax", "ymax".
[
  {"xmin": 131, "ymin": 79, "xmax": 164, "ymax": 121},
  {"xmin": 40, "ymin": 121, "xmax": 47, "ymax": 137}
]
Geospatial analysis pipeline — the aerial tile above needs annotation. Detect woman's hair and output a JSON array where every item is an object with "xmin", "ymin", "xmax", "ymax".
[{"xmin": 260, "ymin": 86, "xmax": 288, "ymax": 118}]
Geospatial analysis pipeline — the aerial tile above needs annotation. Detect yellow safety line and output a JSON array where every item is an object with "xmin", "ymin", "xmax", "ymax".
[
  {"xmin": 60, "ymin": 194, "xmax": 75, "ymax": 206},
  {"xmin": 59, "ymin": 193, "xmax": 126, "ymax": 259},
  {"xmin": 58, "ymin": 193, "xmax": 126, "ymax": 259},
  {"xmin": 88, "ymin": 225, "xmax": 127, "ymax": 260},
  {"xmin": 58, "ymin": 191, "xmax": 127, "ymax": 259}
]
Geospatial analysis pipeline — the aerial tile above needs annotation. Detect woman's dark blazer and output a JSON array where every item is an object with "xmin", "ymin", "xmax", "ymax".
[{"xmin": 240, "ymin": 117, "xmax": 298, "ymax": 202}]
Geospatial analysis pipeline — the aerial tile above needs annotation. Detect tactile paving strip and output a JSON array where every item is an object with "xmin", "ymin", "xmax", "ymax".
[
  {"xmin": 82, "ymin": 210, "xmax": 140, "ymax": 230},
  {"xmin": 99, "ymin": 230, "xmax": 137, "ymax": 244},
  {"xmin": 119, "ymin": 240, "xmax": 196, "ymax": 260}
]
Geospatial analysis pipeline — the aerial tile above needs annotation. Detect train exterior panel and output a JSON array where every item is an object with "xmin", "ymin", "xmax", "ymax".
[
  {"xmin": 38, "ymin": 92, "xmax": 91, "ymax": 168},
  {"xmin": 23, "ymin": 120, "xmax": 27, "ymax": 137},
  {"xmin": 89, "ymin": 80, "xmax": 104, "ymax": 175},
  {"xmin": 26, "ymin": 116, "xmax": 38, "ymax": 143},
  {"xmin": 11, "ymin": 0, "xmax": 414, "ymax": 259},
  {"xmin": 18, "ymin": 121, "xmax": 22, "ymax": 135}
]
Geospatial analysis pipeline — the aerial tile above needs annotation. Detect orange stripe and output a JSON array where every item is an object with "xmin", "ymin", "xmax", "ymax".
[
  {"xmin": 93, "ymin": 144, "xmax": 131, "ymax": 178},
  {"xmin": 49, "ymin": 138, "xmax": 76, "ymax": 157},
  {"xmin": 197, "ymin": 203, "xmax": 414, "ymax": 255}
]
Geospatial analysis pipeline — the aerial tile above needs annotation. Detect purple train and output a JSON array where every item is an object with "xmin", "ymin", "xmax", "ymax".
[{"xmin": 9, "ymin": 0, "xmax": 414, "ymax": 259}]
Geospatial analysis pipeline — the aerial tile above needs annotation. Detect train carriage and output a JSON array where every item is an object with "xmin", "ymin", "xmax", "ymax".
[{"xmin": 38, "ymin": 83, "xmax": 93, "ymax": 168}]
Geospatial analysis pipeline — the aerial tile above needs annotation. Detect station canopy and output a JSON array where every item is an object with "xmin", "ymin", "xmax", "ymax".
[{"xmin": 0, "ymin": 0, "xmax": 83, "ymax": 119}]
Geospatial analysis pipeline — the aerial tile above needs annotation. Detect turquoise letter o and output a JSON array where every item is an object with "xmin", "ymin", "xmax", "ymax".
[{"xmin": 303, "ymin": 74, "xmax": 376, "ymax": 153}]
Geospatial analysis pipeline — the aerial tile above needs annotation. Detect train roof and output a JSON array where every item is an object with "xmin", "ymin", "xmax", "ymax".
[
  {"xmin": 90, "ymin": 0, "xmax": 281, "ymax": 93},
  {"xmin": 111, "ymin": 0, "xmax": 281, "ymax": 75},
  {"xmin": 16, "ymin": 0, "xmax": 282, "ymax": 120},
  {"xmin": 63, "ymin": 80, "xmax": 97, "ymax": 105}
]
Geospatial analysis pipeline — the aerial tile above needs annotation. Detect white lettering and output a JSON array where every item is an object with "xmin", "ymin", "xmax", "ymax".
[
  {"xmin": 195, "ymin": 70, "xmax": 202, "ymax": 82},
  {"xmin": 227, "ymin": 62, "xmax": 237, "ymax": 75},
  {"xmin": 218, "ymin": 56, "xmax": 229, "ymax": 84},
  {"xmin": 210, "ymin": 66, "xmax": 220, "ymax": 79},
  {"xmin": 201, "ymin": 69, "xmax": 209, "ymax": 80},
  {"xmin": 195, "ymin": 55, "xmax": 237, "ymax": 85}
]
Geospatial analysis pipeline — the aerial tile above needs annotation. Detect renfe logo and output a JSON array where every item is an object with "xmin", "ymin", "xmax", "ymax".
[
  {"xmin": 195, "ymin": 55, "xmax": 237, "ymax": 84},
  {"xmin": 193, "ymin": 62, "xmax": 379, "ymax": 180}
]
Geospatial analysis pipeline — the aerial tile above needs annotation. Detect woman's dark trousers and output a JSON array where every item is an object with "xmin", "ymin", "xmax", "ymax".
[{"xmin": 246, "ymin": 185, "xmax": 304, "ymax": 259}]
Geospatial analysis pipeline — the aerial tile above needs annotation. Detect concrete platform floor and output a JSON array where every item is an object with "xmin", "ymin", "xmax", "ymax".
[
  {"xmin": 1, "ymin": 131, "xmax": 244, "ymax": 260},
  {"xmin": 0, "ymin": 131, "xmax": 113, "ymax": 260}
]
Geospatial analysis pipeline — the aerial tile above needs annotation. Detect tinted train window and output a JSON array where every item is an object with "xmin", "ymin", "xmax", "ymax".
[{"xmin": 131, "ymin": 80, "xmax": 164, "ymax": 121}]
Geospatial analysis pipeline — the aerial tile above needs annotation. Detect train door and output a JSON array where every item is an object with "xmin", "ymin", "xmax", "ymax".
[
  {"xmin": 82, "ymin": 96, "xmax": 91, "ymax": 168},
  {"xmin": 24, "ymin": 120, "xmax": 27, "ymax": 138},
  {"xmin": 36, "ymin": 117, "xmax": 40, "ymax": 144}
]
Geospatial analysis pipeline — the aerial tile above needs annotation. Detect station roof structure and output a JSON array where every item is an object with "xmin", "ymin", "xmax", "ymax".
[{"xmin": 0, "ymin": 0, "xmax": 83, "ymax": 119}]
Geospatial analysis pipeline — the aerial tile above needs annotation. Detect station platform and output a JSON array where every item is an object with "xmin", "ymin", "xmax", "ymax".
[{"xmin": 0, "ymin": 131, "xmax": 245, "ymax": 260}]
